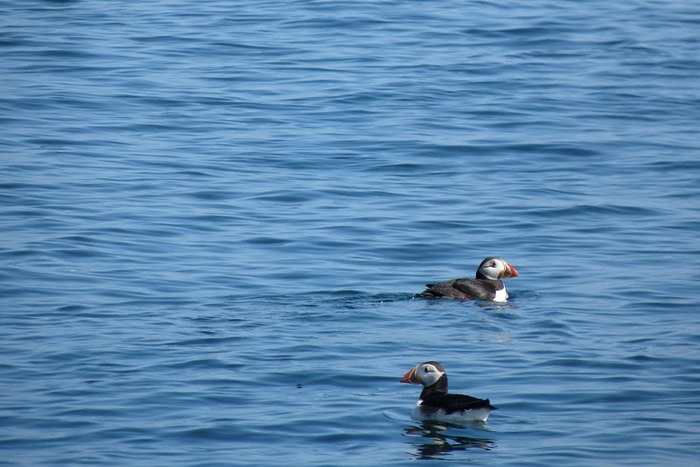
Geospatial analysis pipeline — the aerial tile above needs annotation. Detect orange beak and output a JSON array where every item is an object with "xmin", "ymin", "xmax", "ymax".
[
  {"xmin": 401, "ymin": 366, "xmax": 419, "ymax": 384},
  {"xmin": 504, "ymin": 262, "xmax": 519, "ymax": 278}
]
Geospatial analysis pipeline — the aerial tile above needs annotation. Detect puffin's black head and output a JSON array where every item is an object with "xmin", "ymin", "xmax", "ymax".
[{"xmin": 476, "ymin": 257, "xmax": 519, "ymax": 280}]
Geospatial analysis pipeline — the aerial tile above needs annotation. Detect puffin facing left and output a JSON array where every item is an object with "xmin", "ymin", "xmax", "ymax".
[{"xmin": 401, "ymin": 361, "xmax": 496, "ymax": 423}]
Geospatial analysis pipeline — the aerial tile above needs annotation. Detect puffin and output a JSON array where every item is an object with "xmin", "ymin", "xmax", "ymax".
[
  {"xmin": 419, "ymin": 257, "xmax": 518, "ymax": 302},
  {"xmin": 401, "ymin": 361, "xmax": 496, "ymax": 423}
]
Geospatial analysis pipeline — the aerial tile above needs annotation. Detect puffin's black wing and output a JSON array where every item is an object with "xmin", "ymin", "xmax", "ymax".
[
  {"xmin": 422, "ymin": 393, "xmax": 496, "ymax": 414},
  {"xmin": 420, "ymin": 278, "xmax": 501, "ymax": 300},
  {"xmin": 451, "ymin": 279, "xmax": 501, "ymax": 301},
  {"xmin": 420, "ymin": 279, "xmax": 471, "ymax": 299}
]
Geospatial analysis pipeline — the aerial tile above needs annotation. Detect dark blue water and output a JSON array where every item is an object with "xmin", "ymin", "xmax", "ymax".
[{"xmin": 2, "ymin": 1, "xmax": 699, "ymax": 465}]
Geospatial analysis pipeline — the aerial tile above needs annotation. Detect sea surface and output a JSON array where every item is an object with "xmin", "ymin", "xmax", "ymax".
[{"xmin": 2, "ymin": 1, "xmax": 699, "ymax": 465}]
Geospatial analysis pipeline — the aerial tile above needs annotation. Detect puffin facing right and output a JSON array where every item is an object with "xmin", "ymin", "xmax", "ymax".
[
  {"xmin": 418, "ymin": 257, "xmax": 518, "ymax": 302},
  {"xmin": 401, "ymin": 361, "xmax": 496, "ymax": 423}
]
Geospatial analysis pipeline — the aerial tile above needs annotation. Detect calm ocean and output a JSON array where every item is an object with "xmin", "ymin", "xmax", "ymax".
[{"xmin": 2, "ymin": 1, "xmax": 699, "ymax": 465}]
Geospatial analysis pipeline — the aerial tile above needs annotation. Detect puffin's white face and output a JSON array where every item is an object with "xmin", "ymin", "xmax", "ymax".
[
  {"xmin": 478, "ymin": 258, "xmax": 518, "ymax": 280},
  {"xmin": 401, "ymin": 362, "xmax": 445, "ymax": 387}
]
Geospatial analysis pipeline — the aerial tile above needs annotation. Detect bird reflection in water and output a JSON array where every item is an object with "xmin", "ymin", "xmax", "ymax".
[{"xmin": 404, "ymin": 421, "xmax": 496, "ymax": 460}]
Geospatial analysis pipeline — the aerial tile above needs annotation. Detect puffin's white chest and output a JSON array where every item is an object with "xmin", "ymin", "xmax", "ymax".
[{"xmin": 492, "ymin": 287, "xmax": 508, "ymax": 302}]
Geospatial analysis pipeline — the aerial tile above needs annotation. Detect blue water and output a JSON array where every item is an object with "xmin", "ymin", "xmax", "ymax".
[{"xmin": 2, "ymin": 1, "xmax": 699, "ymax": 465}]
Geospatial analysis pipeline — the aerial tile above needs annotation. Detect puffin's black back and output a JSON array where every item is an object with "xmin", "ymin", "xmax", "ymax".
[
  {"xmin": 421, "ymin": 393, "xmax": 496, "ymax": 414},
  {"xmin": 420, "ymin": 278, "xmax": 503, "ymax": 301}
]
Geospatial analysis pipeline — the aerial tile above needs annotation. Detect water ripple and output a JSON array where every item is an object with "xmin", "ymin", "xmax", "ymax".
[{"xmin": 2, "ymin": 0, "xmax": 699, "ymax": 465}]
